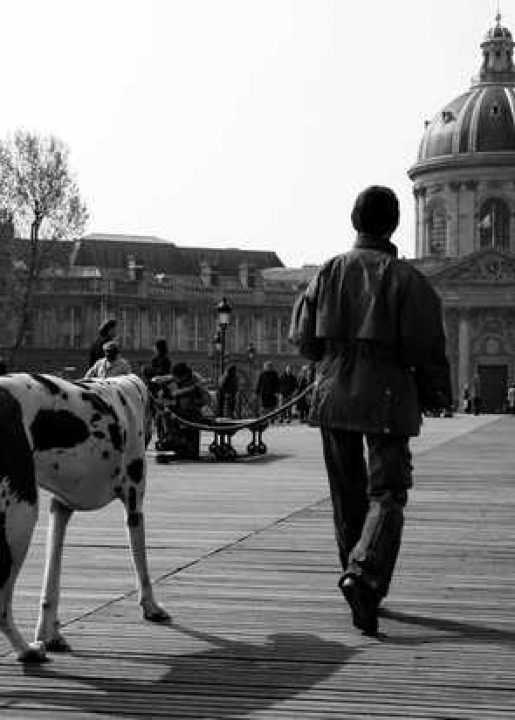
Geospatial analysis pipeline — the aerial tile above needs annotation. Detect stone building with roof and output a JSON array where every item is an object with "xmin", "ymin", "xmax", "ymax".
[
  {"xmin": 408, "ymin": 13, "xmax": 515, "ymax": 411},
  {"xmin": 0, "ymin": 229, "xmax": 303, "ymax": 383}
]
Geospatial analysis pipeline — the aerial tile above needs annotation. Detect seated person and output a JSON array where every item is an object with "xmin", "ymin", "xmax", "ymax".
[
  {"xmin": 85, "ymin": 340, "xmax": 131, "ymax": 379},
  {"xmin": 151, "ymin": 362, "xmax": 211, "ymax": 458}
]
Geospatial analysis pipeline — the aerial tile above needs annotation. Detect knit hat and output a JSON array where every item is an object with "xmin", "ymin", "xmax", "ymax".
[{"xmin": 351, "ymin": 185, "xmax": 400, "ymax": 237}]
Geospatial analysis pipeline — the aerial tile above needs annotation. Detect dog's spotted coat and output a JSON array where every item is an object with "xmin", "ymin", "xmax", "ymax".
[{"xmin": 0, "ymin": 373, "xmax": 168, "ymax": 662}]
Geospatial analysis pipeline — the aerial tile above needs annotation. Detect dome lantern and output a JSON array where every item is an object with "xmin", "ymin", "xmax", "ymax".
[{"xmin": 478, "ymin": 12, "xmax": 515, "ymax": 84}]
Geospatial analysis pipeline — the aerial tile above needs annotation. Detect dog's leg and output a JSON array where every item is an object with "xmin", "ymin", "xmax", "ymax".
[
  {"xmin": 34, "ymin": 497, "xmax": 73, "ymax": 652},
  {"xmin": 0, "ymin": 498, "xmax": 46, "ymax": 662},
  {"xmin": 124, "ymin": 499, "xmax": 169, "ymax": 623}
]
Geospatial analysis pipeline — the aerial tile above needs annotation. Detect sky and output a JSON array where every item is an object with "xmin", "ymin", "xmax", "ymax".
[{"xmin": 0, "ymin": 0, "xmax": 506, "ymax": 267}]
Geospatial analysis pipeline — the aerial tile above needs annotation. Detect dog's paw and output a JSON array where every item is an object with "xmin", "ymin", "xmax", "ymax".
[
  {"xmin": 141, "ymin": 600, "xmax": 171, "ymax": 623},
  {"xmin": 17, "ymin": 642, "xmax": 49, "ymax": 664}
]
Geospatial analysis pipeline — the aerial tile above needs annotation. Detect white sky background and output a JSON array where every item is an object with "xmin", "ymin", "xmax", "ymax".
[{"xmin": 0, "ymin": 0, "xmax": 505, "ymax": 267}]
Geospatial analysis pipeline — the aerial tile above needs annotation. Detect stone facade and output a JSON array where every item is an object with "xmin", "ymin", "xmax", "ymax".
[
  {"xmin": 409, "ymin": 15, "xmax": 515, "ymax": 411},
  {"xmin": 1, "ymin": 233, "xmax": 304, "ymax": 385}
]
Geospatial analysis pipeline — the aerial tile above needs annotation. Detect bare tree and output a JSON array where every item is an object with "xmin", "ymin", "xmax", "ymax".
[{"xmin": 0, "ymin": 131, "xmax": 88, "ymax": 365}]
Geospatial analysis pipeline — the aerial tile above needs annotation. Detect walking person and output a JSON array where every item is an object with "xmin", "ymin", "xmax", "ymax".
[
  {"xmin": 217, "ymin": 364, "xmax": 239, "ymax": 418},
  {"xmin": 256, "ymin": 361, "xmax": 281, "ymax": 416},
  {"xmin": 279, "ymin": 365, "xmax": 298, "ymax": 422},
  {"xmin": 507, "ymin": 383, "xmax": 515, "ymax": 415},
  {"xmin": 462, "ymin": 384, "xmax": 472, "ymax": 414},
  {"xmin": 289, "ymin": 185, "xmax": 451, "ymax": 635},
  {"xmin": 296, "ymin": 365, "xmax": 311, "ymax": 423},
  {"xmin": 472, "ymin": 372, "xmax": 482, "ymax": 415}
]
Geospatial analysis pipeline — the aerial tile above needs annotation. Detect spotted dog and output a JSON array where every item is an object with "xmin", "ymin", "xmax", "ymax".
[{"xmin": 0, "ymin": 372, "xmax": 168, "ymax": 663}]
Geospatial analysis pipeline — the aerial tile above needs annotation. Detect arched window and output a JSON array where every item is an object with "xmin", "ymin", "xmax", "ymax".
[
  {"xmin": 479, "ymin": 198, "xmax": 510, "ymax": 250},
  {"xmin": 427, "ymin": 207, "xmax": 447, "ymax": 255}
]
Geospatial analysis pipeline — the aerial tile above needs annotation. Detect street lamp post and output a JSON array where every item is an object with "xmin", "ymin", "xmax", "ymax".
[
  {"xmin": 212, "ymin": 330, "xmax": 222, "ymax": 382},
  {"xmin": 215, "ymin": 296, "xmax": 232, "ymax": 377},
  {"xmin": 247, "ymin": 341, "xmax": 257, "ymax": 415}
]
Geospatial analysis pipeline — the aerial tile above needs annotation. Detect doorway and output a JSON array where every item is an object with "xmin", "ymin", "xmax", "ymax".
[{"xmin": 478, "ymin": 364, "xmax": 508, "ymax": 413}]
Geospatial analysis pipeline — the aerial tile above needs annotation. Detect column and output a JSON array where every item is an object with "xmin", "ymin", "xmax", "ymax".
[
  {"xmin": 418, "ymin": 188, "xmax": 427, "ymax": 256},
  {"xmin": 448, "ymin": 182, "xmax": 461, "ymax": 256},
  {"xmin": 413, "ymin": 188, "xmax": 421, "ymax": 257},
  {"xmin": 457, "ymin": 180, "xmax": 477, "ymax": 256},
  {"xmin": 414, "ymin": 187, "xmax": 426, "ymax": 257}
]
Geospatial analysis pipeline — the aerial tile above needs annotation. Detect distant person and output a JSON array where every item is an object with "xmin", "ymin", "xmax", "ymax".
[
  {"xmin": 88, "ymin": 319, "xmax": 117, "ymax": 368},
  {"xmin": 507, "ymin": 383, "xmax": 515, "ymax": 415},
  {"xmin": 279, "ymin": 365, "xmax": 298, "ymax": 422},
  {"xmin": 296, "ymin": 365, "xmax": 312, "ymax": 423},
  {"xmin": 218, "ymin": 364, "xmax": 239, "ymax": 418},
  {"xmin": 256, "ymin": 361, "xmax": 280, "ymax": 415},
  {"xmin": 85, "ymin": 340, "xmax": 131, "ymax": 379},
  {"xmin": 289, "ymin": 185, "xmax": 451, "ymax": 636},
  {"xmin": 463, "ymin": 384, "xmax": 472, "ymax": 413},
  {"xmin": 150, "ymin": 338, "xmax": 172, "ymax": 377},
  {"xmin": 472, "ymin": 372, "xmax": 482, "ymax": 415}
]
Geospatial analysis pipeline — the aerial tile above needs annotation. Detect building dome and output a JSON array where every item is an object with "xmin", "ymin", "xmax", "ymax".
[
  {"xmin": 416, "ymin": 14, "xmax": 515, "ymax": 162},
  {"xmin": 417, "ymin": 85, "xmax": 515, "ymax": 160},
  {"xmin": 408, "ymin": 16, "xmax": 515, "ymax": 261}
]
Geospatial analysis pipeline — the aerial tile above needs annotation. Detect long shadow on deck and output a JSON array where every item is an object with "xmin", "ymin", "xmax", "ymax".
[
  {"xmin": 380, "ymin": 608, "xmax": 515, "ymax": 647},
  {"xmin": 3, "ymin": 626, "xmax": 355, "ymax": 718}
]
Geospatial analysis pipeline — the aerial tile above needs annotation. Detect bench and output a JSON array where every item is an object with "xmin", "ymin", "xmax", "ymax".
[{"xmin": 153, "ymin": 383, "xmax": 314, "ymax": 462}]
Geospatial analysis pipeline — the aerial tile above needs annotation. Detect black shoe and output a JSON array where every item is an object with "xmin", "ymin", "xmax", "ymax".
[{"xmin": 339, "ymin": 575, "xmax": 378, "ymax": 636}]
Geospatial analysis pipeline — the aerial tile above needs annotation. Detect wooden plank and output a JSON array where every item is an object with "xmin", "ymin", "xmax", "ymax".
[{"xmin": 0, "ymin": 414, "xmax": 514, "ymax": 719}]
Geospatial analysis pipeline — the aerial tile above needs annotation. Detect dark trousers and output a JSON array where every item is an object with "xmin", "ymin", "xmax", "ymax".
[
  {"xmin": 218, "ymin": 391, "xmax": 237, "ymax": 418},
  {"xmin": 320, "ymin": 428, "xmax": 412, "ymax": 600}
]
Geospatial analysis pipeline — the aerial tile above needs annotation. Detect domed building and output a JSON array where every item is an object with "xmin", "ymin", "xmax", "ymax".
[{"xmin": 408, "ymin": 14, "xmax": 515, "ymax": 412}]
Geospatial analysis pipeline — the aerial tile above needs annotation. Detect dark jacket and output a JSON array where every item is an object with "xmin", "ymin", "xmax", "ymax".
[
  {"xmin": 256, "ymin": 368, "xmax": 280, "ymax": 407},
  {"xmin": 151, "ymin": 352, "xmax": 172, "ymax": 377},
  {"xmin": 289, "ymin": 235, "xmax": 451, "ymax": 437},
  {"xmin": 219, "ymin": 368, "xmax": 239, "ymax": 396},
  {"xmin": 280, "ymin": 371, "xmax": 298, "ymax": 398}
]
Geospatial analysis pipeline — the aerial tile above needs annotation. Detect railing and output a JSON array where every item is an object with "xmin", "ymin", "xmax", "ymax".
[
  {"xmin": 153, "ymin": 382, "xmax": 315, "ymax": 461},
  {"xmin": 32, "ymin": 274, "xmax": 286, "ymax": 303}
]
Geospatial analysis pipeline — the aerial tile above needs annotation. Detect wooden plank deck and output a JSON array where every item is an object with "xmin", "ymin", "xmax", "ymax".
[{"xmin": 1, "ymin": 413, "xmax": 514, "ymax": 719}]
